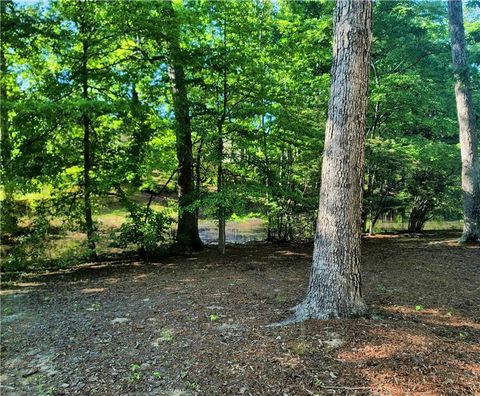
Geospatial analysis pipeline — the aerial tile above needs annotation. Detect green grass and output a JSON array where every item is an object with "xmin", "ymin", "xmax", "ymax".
[
  {"xmin": 2, "ymin": 190, "xmax": 465, "ymax": 275},
  {"xmin": 373, "ymin": 220, "xmax": 463, "ymax": 233}
]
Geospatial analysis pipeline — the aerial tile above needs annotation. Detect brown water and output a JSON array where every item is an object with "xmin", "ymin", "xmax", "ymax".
[{"xmin": 198, "ymin": 218, "xmax": 266, "ymax": 245}]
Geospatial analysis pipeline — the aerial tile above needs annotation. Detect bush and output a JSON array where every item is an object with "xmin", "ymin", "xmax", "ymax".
[
  {"xmin": 114, "ymin": 204, "xmax": 173, "ymax": 258},
  {"xmin": 0, "ymin": 198, "xmax": 21, "ymax": 236},
  {"xmin": 3, "ymin": 204, "xmax": 50, "ymax": 272}
]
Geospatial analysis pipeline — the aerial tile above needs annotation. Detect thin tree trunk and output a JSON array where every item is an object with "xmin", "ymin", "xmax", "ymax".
[
  {"xmin": 262, "ymin": 114, "xmax": 272, "ymax": 241},
  {"xmin": 217, "ymin": 125, "xmax": 225, "ymax": 254},
  {"xmin": 195, "ymin": 138, "xmax": 203, "ymax": 235},
  {"xmin": 408, "ymin": 197, "xmax": 431, "ymax": 233},
  {"xmin": 285, "ymin": 0, "xmax": 373, "ymax": 323},
  {"xmin": 81, "ymin": 24, "xmax": 97, "ymax": 259},
  {"xmin": 217, "ymin": 14, "xmax": 228, "ymax": 255},
  {"xmin": 367, "ymin": 61, "xmax": 381, "ymax": 138},
  {"xmin": 448, "ymin": 0, "xmax": 480, "ymax": 242},
  {"xmin": 0, "ymin": 3, "xmax": 9, "ymax": 169},
  {"xmin": 165, "ymin": 0, "xmax": 203, "ymax": 250},
  {"xmin": 369, "ymin": 191, "xmax": 388, "ymax": 234}
]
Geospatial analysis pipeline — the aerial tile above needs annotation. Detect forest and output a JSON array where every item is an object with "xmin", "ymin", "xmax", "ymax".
[{"xmin": 1, "ymin": 0, "xmax": 479, "ymax": 395}]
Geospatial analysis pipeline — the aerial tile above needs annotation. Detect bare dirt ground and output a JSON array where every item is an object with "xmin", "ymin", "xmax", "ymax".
[{"xmin": 1, "ymin": 233, "xmax": 479, "ymax": 395}]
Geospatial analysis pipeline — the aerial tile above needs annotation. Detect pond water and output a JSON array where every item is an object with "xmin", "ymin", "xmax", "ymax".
[{"xmin": 198, "ymin": 218, "xmax": 267, "ymax": 245}]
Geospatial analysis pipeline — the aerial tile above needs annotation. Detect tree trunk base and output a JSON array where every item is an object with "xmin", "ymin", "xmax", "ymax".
[
  {"xmin": 459, "ymin": 232, "xmax": 480, "ymax": 243},
  {"xmin": 174, "ymin": 235, "xmax": 204, "ymax": 251},
  {"xmin": 269, "ymin": 296, "xmax": 367, "ymax": 327}
]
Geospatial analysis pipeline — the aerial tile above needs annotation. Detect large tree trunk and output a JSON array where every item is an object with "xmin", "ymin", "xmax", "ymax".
[
  {"xmin": 448, "ymin": 0, "xmax": 480, "ymax": 242},
  {"xmin": 165, "ymin": 0, "xmax": 203, "ymax": 250},
  {"xmin": 287, "ymin": 0, "xmax": 372, "ymax": 322}
]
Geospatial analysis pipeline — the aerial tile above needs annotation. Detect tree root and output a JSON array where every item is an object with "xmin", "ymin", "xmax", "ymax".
[{"xmin": 267, "ymin": 297, "xmax": 368, "ymax": 327}]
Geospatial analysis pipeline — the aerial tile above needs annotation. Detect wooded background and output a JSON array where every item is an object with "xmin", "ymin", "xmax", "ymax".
[{"xmin": 1, "ymin": 0, "xmax": 479, "ymax": 270}]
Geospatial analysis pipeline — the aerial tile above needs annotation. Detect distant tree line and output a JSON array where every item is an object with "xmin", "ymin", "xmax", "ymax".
[{"xmin": 1, "ymin": 0, "xmax": 479, "ymax": 268}]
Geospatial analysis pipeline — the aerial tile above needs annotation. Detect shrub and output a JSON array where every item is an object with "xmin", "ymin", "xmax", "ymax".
[
  {"xmin": 114, "ymin": 204, "xmax": 173, "ymax": 258},
  {"xmin": 3, "ymin": 204, "xmax": 50, "ymax": 272}
]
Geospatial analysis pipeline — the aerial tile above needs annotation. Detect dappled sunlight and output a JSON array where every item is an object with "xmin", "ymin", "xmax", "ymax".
[
  {"xmin": 446, "ymin": 355, "xmax": 480, "ymax": 372},
  {"xmin": 338, "ymin": 343, "xmax": 400, "ymax": 361},
  {"xmin": 338, "ymin": 328, "xmax": 431, "ymax": 363},
  {"xmin": 9, "ymin": 282, "xmax": 46, "ymax": 288},
  {"xmin": 365, "ymin": 355, "xmax": 479, "ymax": 395},
  {"xmin": 211, "ymin": 292, "xmax": 230, "ymax": 298},
  {"xmin": 427, "ymin": 239, "xmax": 480, "ymax": 248},
  {"xmin": 2, "ymin": 0, "xmax": 479, "ymax": 392},
  {"xmin": 447, "ymin": 241, "xmax": 480, "ymax": 248},
  {"xmin": 2, "ymin": 236, "xmax": 478, "ymax": 394},
  {"xmin": 275, "ymin": 250, "xmax": 312, "ymax": 258},
  {"xmin": 420, "ymin": 312, "xmax": 480, "ymax": 330},
  {"xmin": 80, "ymin": 287, "xmax": 106, "ymax": 294},
  {"xmin": 335, "ymin": 324, "xmax": 478, "ymax": 395},
  {"xmin": 163, "ymin": 286, "xmax": 180, "ymax": 292},
  {"xmin": 273, "ymin": 354, "xmax": 302, "ymax": 369},
  {"xmin": 266, "ymin": 255, "xmax": 283, "ymax": 261},
  {"xmin": 363, "ymin": 233, "xmax": 405, "ymax": 240},
  {"xmin": 365, "ymin": 367, "xmax": 439, "ymax": 396},
  {"xmin": 97, "ymin": 214, "xmax": 126, "ymax": 230},
  {"xmin": 466, "ymin": 363, "xmax": 480, "ymax": 375},
  {"xmin": 132, "ymin": 273, "xmax": 148, "ymax": 281},
  {"xmin": 382, "ymin": 305, "xmax": 440, "ymax": 316},
  {"xmin": 381, "ymin": 305, "xmax": 480, "ymax": 330},
  {"xmin": 179, "ymin": 277, "xmax": 197, "ymax": 283},
  {"xmin": 0, "ymin": 282, "xmax": 45, "ymax": 296},
  {"xmin": 105, "ymin": 277, "xmax": 121, "ymax": 284},
  {"xmin": 0, "ymin": 288, "xmax": 36, "ymax": 296},
  {"xmin": 365, "ymin": 371, "xmax": 414, "ymax": 396}
]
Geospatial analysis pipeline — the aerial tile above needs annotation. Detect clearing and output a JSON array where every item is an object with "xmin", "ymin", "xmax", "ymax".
[{"xmin": 1, "ymin": 233, "xmax": 479, "ymax": 395}]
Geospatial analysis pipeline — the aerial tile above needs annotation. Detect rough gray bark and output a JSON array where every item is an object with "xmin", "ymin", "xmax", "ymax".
[
  {"xmin": 165, "ymin": 0, "xmax": 203, "ymax": 250},
  {"xmin": 448, "ymin": 0, "xmax": 480, "ymax": 242},
  {"xmin": 286, "ymin": 0, "xmax": 373, "ymax": 323}
]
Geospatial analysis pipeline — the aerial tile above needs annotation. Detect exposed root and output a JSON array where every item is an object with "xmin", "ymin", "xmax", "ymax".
[
  {"xmin": 267, "ymin": 298, "xmax": 368, "ymax": 327},
  {"xmin": 266, "ymin": 313, "xmax": 306, "ymax": 327},
  {"xmin": 458, "ymin": 234, "xmax": 480, "ymax": 243},
  {"xmin": 267, "ymin": 301, "xmax": 310, "ymax": 327},
  {"xmin": 267, "ymin": 300, "xmax": 318, "ymax": 327}
]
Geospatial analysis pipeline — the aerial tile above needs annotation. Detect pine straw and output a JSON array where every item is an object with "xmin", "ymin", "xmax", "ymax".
[{"xmin": 1, "ymin": 233, "xmax": 479, "ymax": 395}]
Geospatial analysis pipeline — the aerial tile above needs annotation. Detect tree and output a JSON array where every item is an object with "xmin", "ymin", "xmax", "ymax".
[
  {"xmin": 362, "ymin": 1, "xmax": 459, "ymax": 234},
  {"xmin": 287, "ymin": 0, "xmax": 373, "ymax": 322},
  {"xmin": 448, "ymin": 0, "xmax": 480, "ymax": 242},
  {"xmin": 164, "ymin": 0, "xmax": 203, "ymax": 250},
  {"xmin": 3, "ymin": 0, "xmax": 475, "ymax": 270},
  {"xmin": 50, "ymin": 0, "xmax": 129, "ymax": 259},
  {"xmin": 0, "ymin": 1, "xmax": 45, "ymax": 234},
  {"xmin": 1, "ymin": 0, "xmax": 18, "ymax": 233},
  {"xmin": 78, "ymin": 1, "xmax": 96, "ymax": 257}
]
